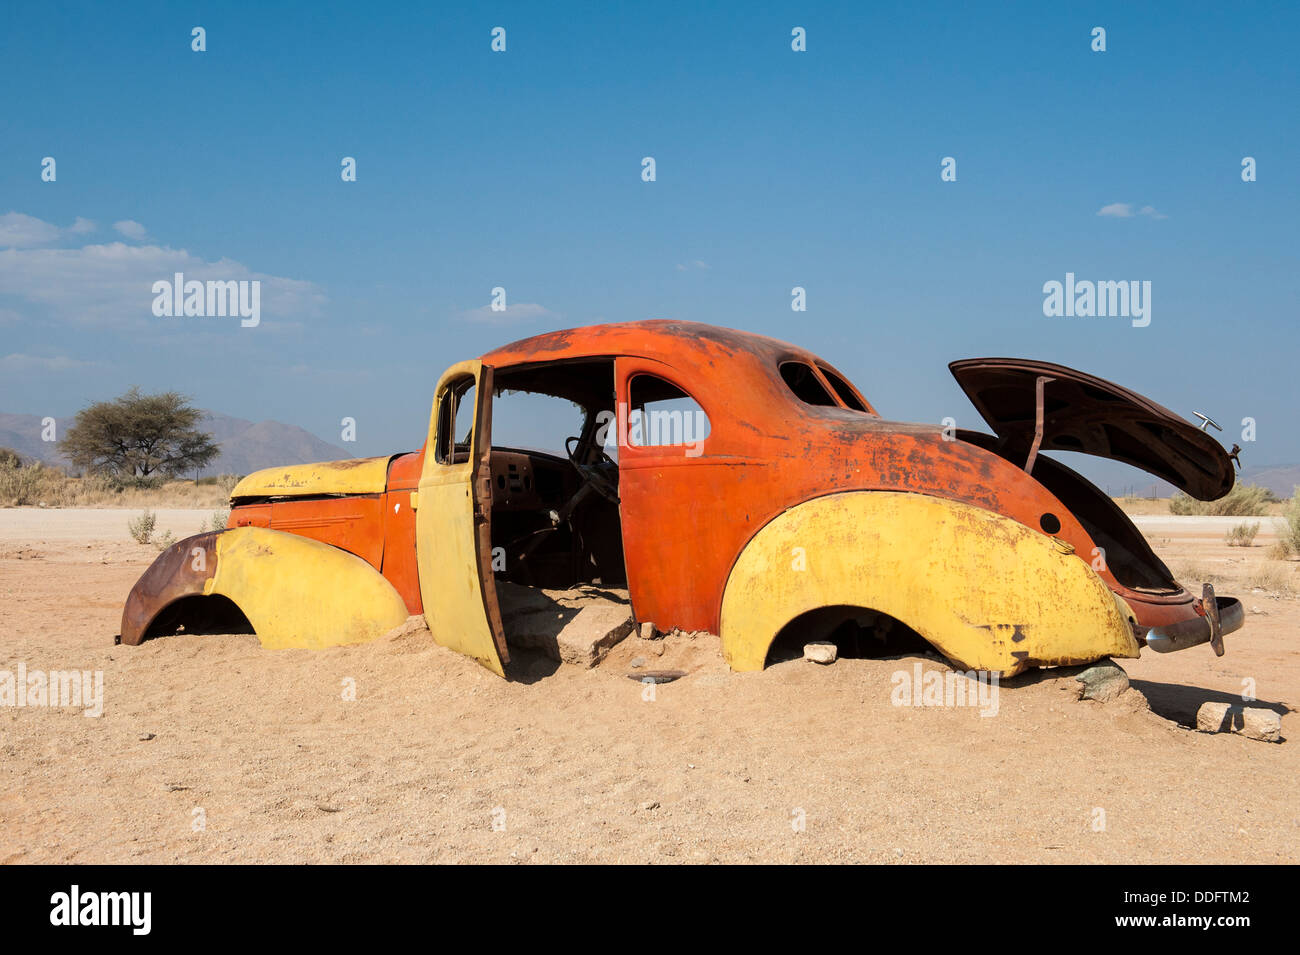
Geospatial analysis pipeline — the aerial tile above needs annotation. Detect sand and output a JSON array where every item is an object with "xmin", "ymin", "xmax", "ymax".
[{"xmin": 1, "ymin": 508, "xmax": 1295, "ymax": 864}]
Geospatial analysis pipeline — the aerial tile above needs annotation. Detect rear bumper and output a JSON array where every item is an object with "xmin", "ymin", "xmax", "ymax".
[{"xmin": 1144, "ymin": 594, "xmax": 1243, "ymax": 654}]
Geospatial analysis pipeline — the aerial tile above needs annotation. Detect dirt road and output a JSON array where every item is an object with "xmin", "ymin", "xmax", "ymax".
[{"xmin": 1, "ymin": 509, "xmax": 1295, "ymax": 863}]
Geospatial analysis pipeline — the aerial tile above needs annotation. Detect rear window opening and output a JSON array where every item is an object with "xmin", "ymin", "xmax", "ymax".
[
  {"xmin": 780, "ymin": 360, "xmax": 873, "ymax": 413},
  {"xmin": 779, "ymin": 361, "xmax": 838, "ymax": 407},
  {"xmin": 817, "ymin": 365, "xmax": 869, "ymax": 412}
]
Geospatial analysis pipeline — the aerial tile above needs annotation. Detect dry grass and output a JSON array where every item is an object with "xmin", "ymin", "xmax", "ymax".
[
  {"xmin": 1281, "ymin": 490, "xmax": 1300, "ymax": 556},
  {"xmin": 1225, "ymin": 522, "xmax": 1260, "ymax": 547},
  {"xmin": 1266, "ymin": 541, "xmax": 1293, "ymax": 560},
  {"xmin": 1169, "ymin": 559, "xmax": 1232, "ymax": 589},
  {"xmin": 1245, "ymin": 562, "xmax": 1296, "ymax": 595},
  {"xmin": 0, "ymin": 464, "xmax": 237, "ymax": 508},
  {"xmin": 1169, "ymin": 483, "xmax": 1271, "ymax": 516}
]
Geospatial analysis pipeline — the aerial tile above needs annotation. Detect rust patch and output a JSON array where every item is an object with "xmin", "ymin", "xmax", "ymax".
[{"xmin": 120, "ymin": 531, "xmax": 223, "ymax": 645}]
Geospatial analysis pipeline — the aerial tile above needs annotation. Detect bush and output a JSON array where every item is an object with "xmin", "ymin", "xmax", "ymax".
[
  {"xmin": 1246, "ymin": 563, "xmax": 1294, "ymax": 595},
  {"xmin": 1280, "ymin": 488, "xmax": 1300, "ymax": 557},
  {"xmin": 202, "ymin": 508, "xmax": 231, "ymax": 532},
  {"xmin": 0, "ymin": 463, "xmax": 46, "ymax": 506},
  {"xmin": 1169, "ymin": 483, "xmax": 1270, "ymax": 517},
  {"xmin": 127, "ymin": 510, "xmax": 157, "ymax": 544},
  {"xmin": 0, "ymin": 447, "xmax": 23, "ymax": 469},
  {"xmin": 1225, "ymin": 522, "xmax": 1260, "ymax": 547},
  {"xmin": 196, "ymin": 474, "xmax": 241, "ymax": 492}
]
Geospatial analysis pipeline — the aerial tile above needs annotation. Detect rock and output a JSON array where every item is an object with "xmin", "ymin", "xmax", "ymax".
[
  {"xmin": 1196, "ymin": 702, "xmax": 1283, "ymax": 742},
  {"xmin": 630, "ymin": 657, "xmax": 646, "ymax": 668},
  {"xmin": 554, "ymin": 603, "xmax": 634, "ymax": 667},
  {"xmin": 497, "ymin": 582, "xmax": 634, "ymax": 667},
  {"xmin": 1074, "ymin": 659, "xmax": 1130, "ymax": 702},
  {"xmin": 639, "ymin": 621, "xmax": 656, "ymax": 640},
  {"xmin": 803, "ymin": 641, "xmax": 837, "ymax": 664},
  {"xmin": 647, "ymin": 639, "xmax": 665, "ymax": 657},
  {"xmin": 639, "ymin": 800, "xmax": 659, "ymax": 811},
  {"xmin": 138, "ymin": 733, "xmax": 156, "ymax": 741},
  {"xmin": 1243, "ymin": 708, "xmax": 1283, "ymax": 742}
]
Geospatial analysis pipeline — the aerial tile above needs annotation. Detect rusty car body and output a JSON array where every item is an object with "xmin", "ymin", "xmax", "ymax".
[{"xmin": 120, "ymin": 320, "xmax": 1244, "ymax": 677}]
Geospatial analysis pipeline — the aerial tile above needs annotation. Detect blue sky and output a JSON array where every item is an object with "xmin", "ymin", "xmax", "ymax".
[{"xmin": 1, "ymin": 1, "xmax": 1296, "ymax": 489}]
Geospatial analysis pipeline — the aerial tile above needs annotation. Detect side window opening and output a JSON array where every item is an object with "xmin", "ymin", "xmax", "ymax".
[
  {"xmin": 434, "ymin": 377, "xmax": 476, "ymax": 464},
  {"xmin": 780, "ymin": 361, "xmax": 837, "ymax": 407},
  {"xmin": 626, "ymin": 374, "xmax": 710, "ymax": 451},
  {"xmin": 817, "ymin": 365, "xmax": 870, "ymax": 412},
  {"xmin": 492, "ymin": 389, "xmax": 589, "ymax": 458}
]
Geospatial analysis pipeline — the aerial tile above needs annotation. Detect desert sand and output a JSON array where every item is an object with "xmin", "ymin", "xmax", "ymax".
[{"xmin": 1, "ymin": 508, "xmax": 1295, "ymax": 864}]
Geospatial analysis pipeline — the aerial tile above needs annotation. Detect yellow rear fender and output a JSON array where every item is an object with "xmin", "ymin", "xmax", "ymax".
[{"xmin": 719, "ymin": 491, "xmax": 1140, "ymax": 675}]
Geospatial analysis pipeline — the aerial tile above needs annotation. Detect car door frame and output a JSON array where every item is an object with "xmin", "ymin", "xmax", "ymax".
[{"xmin": 416, "ymin": 359, "xmax": 509, "ymax": 676}]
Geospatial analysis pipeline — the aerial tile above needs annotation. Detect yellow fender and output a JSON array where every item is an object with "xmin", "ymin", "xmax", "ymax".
[
  {"xmin": 204, "ymin": 527, "xmax": 409, "ymax": 649},
  {"xmin": 719, "ymin": 491, "xmax": 1140, "ymax": 675}
]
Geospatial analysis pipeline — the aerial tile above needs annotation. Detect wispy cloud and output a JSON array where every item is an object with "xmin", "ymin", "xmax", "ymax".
[
  {"xmin": 0, "ymin": 353, "xmax": 96, "ymax": 372},
  {"xmin": 676, "ymin": 260, "xmax": 711, "ymax": 271},
  {"xmin": 0, "ymin": 214, "xmax": 326, "ymax": 329},
  {"xmin": 113, "ymin": 219, "xmax": 148, "ymax": 240},
  {"xmin": 0, "ymin": 212, "xmax": 100, "ymax": 247},
  {"xmin": 0, "ymin": 212, "xmax": 63, "ymax": 247},
  {"xmin": 460, "ymin": 302, "xmax": 557, "ymax": 325},
  {"xmin": 1097, "ymin": 202, "xmax": 1167, "ymax": 219}
]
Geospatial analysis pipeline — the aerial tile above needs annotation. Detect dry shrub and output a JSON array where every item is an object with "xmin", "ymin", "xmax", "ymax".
[
  {"xmin": 0, "ymin": 462, "xmax": 233, "ymax": 508},
  {"xmin": 1169, "ymin": 483, "xmax": 1269, "ymax": 516},
  {"xmin": 127, "ymin": 510, "xmax": 157, "ymax": 544},
  {"xmin": 1282, "ymin": 489, "xmax": 1300, "ymax": 555},
  {"xmin": 1267, "ymin": 540, "xmax": 1294, "ymax": 561},
  {"xmin": 1245, "ymin": 563, "xmax": 1295, "ymax": 595},
  {"xmin": 1225, "ymin": 522, "xmax": 1260, "ymax": 547},
  {"xmin": 1171, "ymin": 560, "xmax": 1231, "ymax": 589}
]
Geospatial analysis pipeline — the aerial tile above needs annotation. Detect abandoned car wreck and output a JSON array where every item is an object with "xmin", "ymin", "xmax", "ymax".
[{"xmin": 120, "ymin": 320, "xmax": 1244, "ymax": 678}]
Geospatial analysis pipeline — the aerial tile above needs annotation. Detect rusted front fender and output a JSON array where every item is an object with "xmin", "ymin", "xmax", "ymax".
[
  {"xmin": 120, "ymin": 527, "xmax": 409, "ymax": 649},
  {"xmin": 121, "ymin": 532, "xmax": 223, "ymax": 645}
]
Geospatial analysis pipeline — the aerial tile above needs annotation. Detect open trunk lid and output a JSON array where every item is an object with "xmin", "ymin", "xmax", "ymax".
[{"xmin": 949, "ymin": 358, "xmax": 1234, "ymax": 501}]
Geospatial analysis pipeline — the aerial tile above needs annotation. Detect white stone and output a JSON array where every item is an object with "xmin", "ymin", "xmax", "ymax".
[
  {"xmin": 804, "ymin": 641, "xmax": 837, "ymax": 664},
  {"xmin": 1196, "ymin": 702, "xmax": 1283, "ymax": 742}
]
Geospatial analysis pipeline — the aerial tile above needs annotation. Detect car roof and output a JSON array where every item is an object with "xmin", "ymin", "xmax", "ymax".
[{"xmin": 481, "ymin": 319, "xmax": 826, "ymax": 369}]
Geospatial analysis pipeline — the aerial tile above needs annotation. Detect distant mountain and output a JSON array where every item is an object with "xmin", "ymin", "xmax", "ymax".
[
  {"xmin": 1238, "ymin": 463, "xmax": 1300, "ymax": 498},
  {"xmin": 0, "ymin": 410, "xmax": 352, "ymax": 477}
]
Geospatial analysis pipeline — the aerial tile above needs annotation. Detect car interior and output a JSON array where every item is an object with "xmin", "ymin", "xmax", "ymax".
[{"xmin": 467, "ymin": 359, "xmax": 627, "ymax": 591}]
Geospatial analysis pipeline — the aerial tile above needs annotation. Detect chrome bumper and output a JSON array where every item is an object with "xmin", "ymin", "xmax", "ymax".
[{"xmin": 1145, "ymin": 587, "xmax": 1244, "ymax": 654}]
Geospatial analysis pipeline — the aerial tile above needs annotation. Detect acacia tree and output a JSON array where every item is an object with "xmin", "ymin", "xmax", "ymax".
[{"xmin": 61, "ymin": 387, "xmax": 218, "ymax": 478}]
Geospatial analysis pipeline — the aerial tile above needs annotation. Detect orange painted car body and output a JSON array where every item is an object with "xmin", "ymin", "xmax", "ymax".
[{"xmin": 217, "ymin": 320, "xmax": 1222, "ymax": 643}]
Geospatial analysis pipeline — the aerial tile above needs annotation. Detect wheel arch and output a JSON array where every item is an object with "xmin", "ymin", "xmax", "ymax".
[
  {"xmin": 717, "ymin": 490, "xmax": 1140, "ymax": 675},
  {"xmin": 120, "ymin": 527, "xmax": 409, "ymax": 649}
]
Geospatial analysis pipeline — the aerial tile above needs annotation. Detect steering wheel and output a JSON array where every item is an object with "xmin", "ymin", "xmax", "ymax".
[
  {"xmin": 510, "ymin": 438, "xmax": 619, "ymax": 574},
  {"xmin": 565, "ymin": 435, "xmax": 619, "ymax": 504}
]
